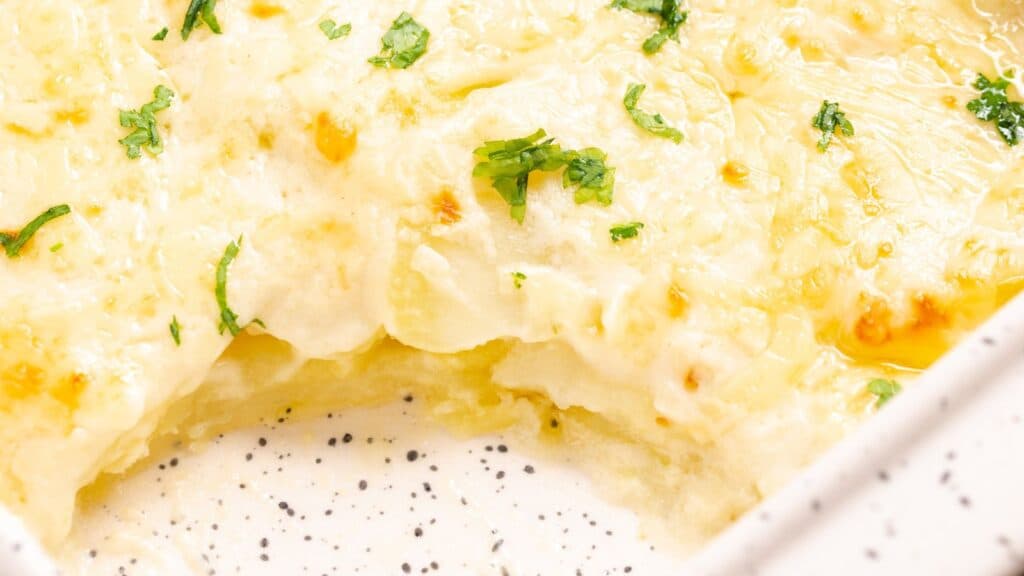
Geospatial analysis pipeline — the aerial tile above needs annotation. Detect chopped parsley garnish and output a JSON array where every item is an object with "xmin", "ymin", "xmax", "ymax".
[
  {"xmin": 182, "ymin": 0, "xmax": 222, "ymax": 41},
  {"xmin": 867, "ymin": 378, "xmax": 902, "ymax": 408},
  {"xmin": 623, "ymin": 83, "xmax": 683, "ymax": 143},
  {"xmin": 610, "ymin": 0, "xmax": 688, "ymax": 54},
  {"xmin": 49, "ymin": 242, "xmax": 64, "ymax": 253},
  {"xmin": 512, "ymin": 272, "xmax": 527, "ymax": 289},
  {"xmin": 170, "ymin": 316, "xmax": 182, "ymax": 346},
  {"xmin": 215, "ymin": 237, "xmax": 264, "ymax": 337},
  {"xmin": 564, "ymin": 148, "xmax": 616, "ymax": 206},
  {"xmin": 967, "ymin": 72, "xmax": 1024, "ymax": 147},
  {"xmin": 118, "ymin": 85, "xmax": 174, "ymax": 160},
  {"xmin": 319, "ymin": 19, "xmax": 352, "ymax": 41},
  {"xmin": 368, "ymin": 12, "xmax": 429, "ymax": 69},
  {"xmin": 473, "ymin": 129, "xmax": 568, "ymax": 223},
  {"xmin": 811, "ymin": 100, "xmax": 854, "ymax": 152},
  {"xmin": 473, "ymin": 130, "xmax": 617, "ymax": 223},
  {"xmin": 153, "ymin": 27, "xmax": 169, "ymax": 41},
  {"xmin": 610, "ymin": 222, "xmax": 644, "ymax": 243},
  {"xmin": 0, "ymin": 205, "xmax": 72, "ymax": 258}
]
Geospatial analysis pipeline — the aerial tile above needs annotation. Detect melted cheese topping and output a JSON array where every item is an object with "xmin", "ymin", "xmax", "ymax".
[{"xmin": 1, "ymin": 0, "xmax": 1022, "ymax": 552}]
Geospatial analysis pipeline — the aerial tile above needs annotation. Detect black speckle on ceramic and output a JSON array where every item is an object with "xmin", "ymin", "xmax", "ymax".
[{"xmin": 55, "ymin": 403, "xmax": 682, "ymax": 575}]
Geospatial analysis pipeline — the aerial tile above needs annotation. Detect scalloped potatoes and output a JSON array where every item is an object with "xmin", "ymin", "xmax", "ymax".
[{"xmin": 1, "ymin": 0, "xmax": 1022, "ymax": 552}]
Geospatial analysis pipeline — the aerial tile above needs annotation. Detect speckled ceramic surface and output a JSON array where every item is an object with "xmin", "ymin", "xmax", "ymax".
[
  {"xmin": 56, "ymin": 401, "xmax": 681, "ymax": 575},
  {"xmin": 4, "ymin": 294, "xmax": 1024, "ymax": 575}
]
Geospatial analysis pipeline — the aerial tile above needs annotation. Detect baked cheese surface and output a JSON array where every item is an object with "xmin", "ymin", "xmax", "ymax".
[{"xmin": 1, "ymin": 0, "xmax": 1022, "ymax": 550}]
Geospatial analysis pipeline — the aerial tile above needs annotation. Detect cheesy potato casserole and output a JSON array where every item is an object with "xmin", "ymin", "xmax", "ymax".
[{"xmin": 0, "ymin": 0, "xmax": 1022, "ymax": 555}]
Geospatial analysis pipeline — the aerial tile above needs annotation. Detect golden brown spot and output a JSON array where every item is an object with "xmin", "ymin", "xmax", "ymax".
[
  {"xmin": 54, "ymin": 107, "xmax": 91, "ymax": 126},
  {"xmin": 314, "ymin": 112, "xmax": 358, "ymax": 164},
  {"xmin": 5, "ymin": 123, "xmax": 39, "ymax": 137},
  {"xmin": 800, "ymin": 39, "xmax": 828, "ymax": 61},
  {"xmin": 655, "ymin": 416, "xmax": 671, "ymax": 427},
  {"xmin": 666, "ymin": 284, "xmax": 689, "ymax": 318},
  {"xmin": 843, "ymin": 294, "xmax": 958, "ymax": 368},
  {"xmin": 258, "ymin": 130, "xmax": 276, "ymax": 150},
  {"xmin": 854, "ymin": 300, "xmax": 893, "ymax": 346},
  {"xmin": 910, "ymin": 295, "xmax": 948, "ymax": 331},
  {"xmin": 683, "ymin": 369, "xmax": 702, "ymax": 392},
  {"xmin": 878, "ymin": 242, "xmax": 893, "ymax": 257},
  {"xmin": 941, "ymin": 95, "xmax": 958, "ymax": 110},
  {"xmin": 432, "ymin": 189, "xmax": 462, "ymax": 225},
  {"xmin": 43, "ymin": 76, "xmax": 68, "ymax": 99},
  {"xmin": 727, "ymin": 91, "xmax": 746, "ymax": 101},
  {"xmin": 782, "ymin": 32, "xmax": 827, "ymax": 61},
  {"xmin": 3, "ymin": 364, "xmax": 45, "ymax": 400},
  {"xmin": 721, "ymin": 161, "xmax": 750, "ymax": 186},
  {"xmin": 849, "ymin": 5, "xmax": 881, "ymax": 32},
  {"xmin": 51, "ymin": 372, "xmax": 88, "ymax": 411},
  {"xmin": 249, "ymin": 1, "xmax": 285, "ymax": 18},
  {"xmin": 399, "ymin": 104, "xmax": 418, "ymax": 124},
  {"xmin": 854, "ymin": 294, "xmax": 950, "ymax": 349}
]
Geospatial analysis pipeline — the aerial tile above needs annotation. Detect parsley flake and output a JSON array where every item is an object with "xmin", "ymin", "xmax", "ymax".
[
  {"xmin": 867, "ymin": 378, "xmax": 902, "ymax": 408},
  {"xmin": 474, "ymin": 131, "xmax": 617, "ymax": 222},
  {"xmin": 564, "ymin": 148, "xmax": 616, "ymax": 206},
  {"xmin": 967, "ymin": 72, "xmax": 1024, "ymax": 147},
  {"xmin": 610, "ymin": 222, "xmax": 644, "ymax": 243},
  {"xmin": 170, "ymin": 316, "xmax": 182, "ymax": 346},
  {"xmin": 473, "ymin": 129, "xmax": 568, "ymax": 224},
  {"xmin": 153, "ymin": 27, "xmax": 169, "ymax": 41},
  {"xmin": 215, "ymin": 237, "xmax": 263, "ymax": 337},
  {"xmin": 49, "ymin": 242, "xmax": 64, "ymax": 253},
  {"xmin": 319, "ymin": 19, "xmax": 352, "ymax": 41},
  {"xmin": 512, "ymin": 272, "xmax": 527, "ymax": 289},
  {"xmin": 623, "ymin": 83, "xmax": 683, "ymax": 143},
  {"xmin": 182, "ymin": 0, "xmax": 222, "ymax": 41},
  {"xmin": 611, "ymin": 0, "xmax": 688, "ymax": 54},
  {"xmin": 0, "ymin": 205, "xmax": 72, "ymax": 258},
  {"xmin": 811, "ymin": 100, "xmax": 854, "ymax": 152},
  {"xmin": 118, "ymin": 85, "xmax": 174, "ymax": 160},
  {"xmin": 368, "ymin": 12, "xmax": 429, "ymax": 69}
]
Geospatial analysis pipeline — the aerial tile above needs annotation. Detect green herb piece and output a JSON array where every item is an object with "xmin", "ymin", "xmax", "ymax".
[
  {"xmin": 611, "ymin": 0, "xmax": 688, "ymax": 54},
  {"xmin": 611, "ymin": 0, "xmax": 663, "ymax": 11},
  {"xmin": 811, "ymin": 100, "xmax": 854, "ymax": 152},
  {"xmin": 182, "ymin": 0, "xmax": 222, "ymax": 41},
  {"xmin": 319, "ymin": 19, "xmax": 352, "ymax": 40},
  {"xmin": 473, "ymin": 129, "xmax": 568, "ymax": 224},
  {"xmin": 623, "ymin": 83, "xmax": 683, "ymax": 143},
  {"xmin": 153, "ymin": 27, "xmax": 169, "ymax": 41},
  {"xmin": 368, "ymin": 12, "xmax": 429, "ymax": 69},
  {"xmin": 216, "ymin": 237, "xmax": 246, "ymax": 337},
  {"xmin": 118, "ymin": 85, "xmax": 174, "ymax": 159},
  {"xmin": 610, "ymin": 221, "xmax": 644, "ymax": 243},
  {"xmin": 967, "ymin": 72, "xmax": 1024, "ymax": 147},
  {"xmin": 49, "ymin": 242, "xmax": 64, "ymax": 253},
  {"xmin": 0, "ymin": 205, "xmax": 72, "ymax": 258},
  {"xmin": 867, "ymin": 378, "xmax": 902, "ymax": 408},
  {"xmin": 170, "ymin": 316, "xmax": 182, "ymax": 346},
  {"xmin": 563, "ymin": 148, "xmax": 616, "ymax": 205},
  {"xmin": 512, "ymin": 272, "xmax": 527, "ymax": 289}
]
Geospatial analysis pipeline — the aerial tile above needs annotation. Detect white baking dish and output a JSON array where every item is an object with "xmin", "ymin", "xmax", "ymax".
[{"xmin": 4, "ymin": 293, "xmax": 1024, "ymax": 575}]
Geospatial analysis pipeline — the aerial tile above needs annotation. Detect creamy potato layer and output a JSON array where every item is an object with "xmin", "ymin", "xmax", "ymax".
[{"xmin": 0, "ymin": 0, "xmax": 1022, "ymax": 552}]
